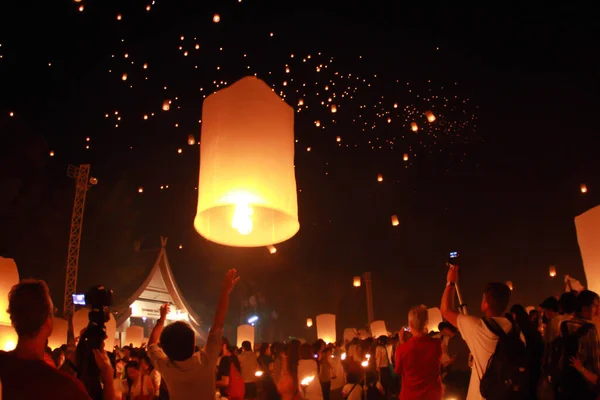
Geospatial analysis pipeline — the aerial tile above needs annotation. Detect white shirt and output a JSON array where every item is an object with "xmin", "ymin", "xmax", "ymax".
[
  {"xmin": 457, "ymin": 315, "xmax": 523, "ymax": 400},
  {"xmin": 297, "ymin": 359, "xmax": 323, "ymax": 400},
  {"xmin": 148, "ymin": 328, "xmax": 222, "ymax": 400}
]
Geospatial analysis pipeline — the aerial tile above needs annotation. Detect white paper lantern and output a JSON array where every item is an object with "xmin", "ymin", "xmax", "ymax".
[
  {"xmin": 316, "ymin": 314, "xmax": 336, "ymax": 344},
  {"xmin": 0, "ymin": 324, "xmax": 17, "ymax": 351},
  {"xmin": 306, "ymin": 318, "xmax": 313, "ymax": 328},
  {"xmin": 370, "ymin": 320, "xmax": 388, "ymax": 338},
  {"xmin": 48, "ymin": 317, "xmax": 68, "ymax": 349},
  {"xmin": 125, "ymin": 326, "xmax": 144, "ymax": 348},
  {"xmin": 575, "ymin": 205, "xmax": 600, "ymax": 295},
  {"xmin": 343, "ymin": 328, "xmax": 357, "ymax": 343},
  {"xmin": 426, "ymin": 307, "xmax": 443, "ymax": 333},
  {"xmin": 73, "ymin": 308, "xmax": 88, "ymax": 339},
  {"xmin": 194, "ymin": 76, "xmax": 299, "ymax": 247},
  {"xmin": 353, "ymin": 276, "xmax": 361, "ymax": 287},
  {"xmin": 237, "ymin": 324, "xmax": 255, "ymax": 349},
  {"xmin": 0, "ymin": 257, "xmax": 20, "ymax": 325}
]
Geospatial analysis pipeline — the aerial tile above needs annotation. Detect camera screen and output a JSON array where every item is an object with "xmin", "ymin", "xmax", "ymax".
[
  {"xmin": 72, "ymin": 293, "xmax": 86, "ymax": 305},
  {"xmin": 449, "ymin": 251, "xmax": 458, "ymax": 259}
]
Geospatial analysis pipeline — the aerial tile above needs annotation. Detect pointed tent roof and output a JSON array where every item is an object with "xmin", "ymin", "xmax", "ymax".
[{"xmin": 116, "ymin": 237, "xmax": 206, "ymax": 340}]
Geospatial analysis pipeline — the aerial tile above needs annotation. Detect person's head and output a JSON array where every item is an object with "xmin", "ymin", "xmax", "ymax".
[
  {"xmin": 407, "ymin": 305, "xmax": 428, "ymax": 335},
  {"xmin": 125, "ymin": 361, "xmax": 140, "ymax": 381},
  {"xmin": 377, "ymin": 335, "xmax": 388, "ymax": 346},
  {"xmin": 577, "ymin": 290, "xmax": 600, "ymax": 320},
  {"xmin": 259, "ymin": 342, "xmax": 271, "ymax": 357},
  {"xmin": 122, "ymin": 346, "xmax": 132, "ymax": 358},
  {"xmin": 221, "ymin": 337, "xmax": 231, "ymax": 355},
  {"xmin": 559, "ymin": 291, "xmax": 578, "ymax": 315},
  {"xmin": 8, "ymin": 280, "xmax": 54, "ymax": 343},
  {"xmin": 438, "ymin": 322, "xmax": 457, "ymax": 337},
  {"xmin": 51, "ymin": 348, "xmax": 65, "ymax": 367},
  {"xmin": 481, "ymin": 282, "xmax": 511, "ymax": 317},
  {"xmin": 299, "ymin": 343, "xmax": 314, "ymax": 360},
  {"xmin": 139, "ymin": 354, "xmax": 152, "ymax": 373},
  {"xmin": 540, "ymin": 296, "xmax": 559, "ymax": 319},
  {"xmin": 241, "ymin": 341, "xmax": 252, "ymax": 352},
  {"xmin": 159, "ymin": 321, "xmax": 195, "ymax": 361},
  {"xmin": 129, "ymin": 348, "xmax": 141, "ymax": 363},
  {"xmin": 271, "ymin": 341, "xmax": 284, "ymax": 358}
]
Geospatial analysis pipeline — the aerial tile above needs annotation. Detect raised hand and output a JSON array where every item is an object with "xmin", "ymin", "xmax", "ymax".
[
  {"xmin": 222, "ymin": 269, "xmax": 240, "ymax": 294},
  {"xmin": 159, "ymin": 303, "xmax": 170, "ymax": 321}
]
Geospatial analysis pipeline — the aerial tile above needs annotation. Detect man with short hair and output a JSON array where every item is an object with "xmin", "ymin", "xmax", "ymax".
[
  {"xmin": 147, "ymin": 269, "xmax": 240, "ymax": 400},
  {"xmin": 238, "ymin": 340, "xmax": 259, "ymax": 399},
  {"xmin": 540, "ymin": 296, "xmax": 560, "ymax": 343},
  {"xmin": 440, "ymin": 266, "xmax": 520, "ymax": 400},
  {"xmin": 0, "ymin": 279, "xmax": 114, "ymax": 400}
]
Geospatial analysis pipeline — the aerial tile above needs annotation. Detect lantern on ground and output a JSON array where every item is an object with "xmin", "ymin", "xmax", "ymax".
[
  {"xmin": 194, "ymin": 76, "xmax": 299, "ymax": 247},
  {"xmin": 377, "ymin": 174, "xmax": 383, "ymax": 182},
  {"xmin": 353, "ymin": 276, "xmax": 361, "ymax": 287},
  {"xmin": 316, "ymin": 314, "xmax": 336, "ymax": 344},
  {"xmin": 237, "ymin": 324, "xmax": 255, "ymax": 349},
  {"xmin": 575, "ymin": 204, "xmax": 600, "ymax": 295},
  {"xmin": 370, "ymin": 320, "xmax": 387, "ymax": 338},
  {"xmin": 391, "ymin": 215, "xmax": 399, "ymax": 226},
  {"xmin": 125, "ymin": 326, "xmax": 144, "ymax": 347},
  {"xmin": 425, "ymin": 111, "xmax": 436, "ymax": 122},
  {"xmin": 0, "ymin": 257, "xmax": 19, "ymax": 325},
  {"xmin": 411, "ymin": 122, "xmax": 418, "ymax": 132},
  {"xmin": 306, "ymin": 318, "xmax": 313, "ymax": 327},
  {"xmin": 506, "ymin": 281, "xmax": 513, "ymax": 291},
  {"xmin": 426, "ymin": 307, "xmax": 443, "ymax": 333},
  {"xmin": 549, "ymin": 265, "xmax": 557, "ymax": 277}
]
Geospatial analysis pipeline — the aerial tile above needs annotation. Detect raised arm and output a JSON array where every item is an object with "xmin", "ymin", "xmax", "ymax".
[
  {"xmin": 441, "ymin": 265, "xmax": 460, "ymax": 328},
  {"xmin": 212, "ymin": 269, "xmax": 240, "ymax": 331},
  {"xmin": 148, "ymin": 303, "xmax": 170, "ymax": 346}
]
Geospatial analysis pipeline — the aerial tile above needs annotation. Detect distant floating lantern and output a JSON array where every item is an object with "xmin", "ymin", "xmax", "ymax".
[
  {"xmin": 391, "ymin": 215, "xmax": 399, "ymax": 226},
  {"xmin": 315, "ymin": 120, "xmax": 321, "ymax": 127},
  {"xmin": 188, "ymin": 134, "xmax": 196, "ymax": 145},
  {"xmin": 410, "ymin": 122, "xmax": 418, "ymax": 132},
  {"xmin": 549, "ymin": 265, "xmax": 557, "ymax": 277},
  {"xmin": 121, "ymin": 73, "xmax": 128, "ymax": 81},
  {"xmin": 403, "ymin": 153, "xmax": 409, "ymax": 161},
  {"xmin": 143, "ymin": 63, "xmax": 148, "ymax": 69},
  {"xmin": 213, "ymin": 14, "xmax": 220, "ymax": 23},
  {"xmin": 377, "ymin": 174, "xmax": 383, "ymax": 182},
  {"xmin": 298, "ymin": 99, "xmax": 304, "ymax": 106},
  {"xmin": 306, "ymin": 318, "xmax": 313, "ymax": 327},
  {"xmin": 336, "ymin": 136, "xmax": 341, "ymax": 142},
  {"xmin": 353, "ymin": 276, "xmax": 361, "ymax": 287},
  {"xmin": 425, "ymin": 111, "xmax": 436, "ymax": 122},
  {"xmin": 116, "ymin": 14, "xmax": 122, "ymax": 20},
  {"xmin": 49, "ymin": 150, "xmax": 55, "ymax": 157},
  {"xmin": 506, "ymin": 281, "xmax": 513, "ymax": 291},
  {"xmin": 387, "ymin": 118, "xmax": 392, "ymax": 123},
  {"xmin": 138, "ymin": 187, "xmax": 144, "ymax": 193},
  {"xmin": 393, "ymin": 103, "xmax": 398, "ymax": 108},
  {"xmin": 162, "ymin": 100, "xmax": 170, "ymax": 111},
  {"xmin": 581, "ymin": 184, "xmax": 588, "ymax": 194},
  {"xmin": 177, "ymin": 148, "xmax": 182, "ymax": 154},
  {"xmin": 194, "ymin": 76, "xmax": 299, "ymax": 247},
  {"xmin": 331, "ymin": 105, "xmax": 337, "ymax": 113},
  {"xmin": 267, "ymin": 245, "xmax": 277, "ymax": 254}
]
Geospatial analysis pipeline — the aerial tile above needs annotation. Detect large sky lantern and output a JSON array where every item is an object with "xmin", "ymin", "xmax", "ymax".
[
  {"xmin": 575, "ymin": 205, "xmax": 600, "ymax": 294},
  {"xmin": 194, "ymin": 76, "xmax": 299, "ymax": 247},
  {"xmin": 48, "ymin": 318, "xmax": 68, "ymax": 350},
  {"xmin": 316, "ymin": 314, "xmax": 336, "ymax": 344},
  {"xmin": 370, "ymin": 320, "xmax": 387, "ymax": 338},
  {"xmin": 125, "ymin": 325, "xmax": 144, "ymax": 347},
  {"xmin": 237, "ymin": 324, "xmax": 255, "ymax": 349},
  {"xmin": 0, "ymin": 257, "xmax": 19, "ymax": 325},
  {"xmin": 426, "ymin": 307, "xmax": 443, "ymax": 332}
]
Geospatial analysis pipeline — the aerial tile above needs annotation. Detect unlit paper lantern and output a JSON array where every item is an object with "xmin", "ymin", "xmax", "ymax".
[
  {"xmin": 316, "ymin": 314, "xmax": 336, "ymax": 344},
  {"xmin": 0, "ymin": 324, "xmax": 17, "ymax": 351},
  {"xmin": 575, "ymin": 205, "xmax": 600, "ymax": 294},
  {"xmin": 125, "ymin": 326, "xmax": 144, "ymax": 347},
  {"xmin": 48, "ymin": 318, "xmax": 68, "ymax": 349},
  {"xmin": 194, "ymin": 76, "xmax": 299, "ymax": 247},
  {"xmin": 306, "ymin": 318, "xmax": 313, "ymax": 327},
  {"xmin": 353, "ymin": 276, "xmax": 361, "ymax": 287},
  {"xmin": 426, "ymin": 307, "xmax": 443, "ymax": 333},
  {"xmin": 0, "ymin": 257, "xmax": 19, "ymax": 325},
  {"xmin": 370, "ymin": 320, "xmax": 387, "ymax": 338},
  {"xmin": 237, "ymin": 324, "xmax": 255, "ymax": 349}
]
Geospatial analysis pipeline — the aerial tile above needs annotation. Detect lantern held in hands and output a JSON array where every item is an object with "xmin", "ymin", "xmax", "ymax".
[
  {"xmin": 316, "ymin": 314, "xmax": 336, "ymax": 344},
  {"xmin": 194, "ymin": 76, "xmax": 299, "ymax": 247},
  {"xmin": 370, "ymin": 320, "xmax": 387, "ymax": 338},
  {"xmin": 237, "ymin": 324, "xmax": 255, "ymax": 349}
]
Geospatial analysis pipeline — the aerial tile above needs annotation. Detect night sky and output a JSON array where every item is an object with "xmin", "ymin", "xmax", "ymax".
[{"xmin": 1, "ymin": 2, "xmax": 599, "ymax": 340}]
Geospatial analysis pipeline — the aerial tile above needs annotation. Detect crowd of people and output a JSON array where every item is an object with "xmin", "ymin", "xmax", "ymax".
[{"xmin": 2, "ymin": 266, "xmax": 600, "ymax": 400}]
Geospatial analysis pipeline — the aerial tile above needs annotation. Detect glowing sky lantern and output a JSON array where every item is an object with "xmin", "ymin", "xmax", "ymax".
[
  {"xmin": 267, "ymin": 245, "xmax": 277, "ymax": 254},
  {"xmin": 315, "ymin": 120, "xmax": 321, "ymax": 127},
  {"xmin": 353, "ymin": 276, "xmax": 361, "ymax": 287},
  {"xmin": 410, "ymin": 122, "xmax": 418, "ymax": 132},
  {"xmin": 237, "ymin": 324, "xmax": 255, "ymax": 348},
  {"xmin": 549, "ymin": 265, "xmax": 557, "ymax": 277},
  {"xmin": 121, "ymin": 73, "xmax": 127, "ymax": 81},
  {"xmin": 581, "ymin": 184, "xmax": 588, "ymax": 194},
  {"xmin": 506, "ymin": 281, "xmax": 513, "ymax": 291},
  {"xmin": 194, "ymin": 76, "xmax": 299, "ymax": 247},
  {"xmin": 298, "ymin": 99, "xmax": 304, "ymax": 106},
  {"xmin": 187, "ymin": 134, "xmax": 196, "ymax": 145},
  {"xmin": 336, "ymin": 136, "xmax": 341, "ymax": 142},
  {"xmin": 575, "ymin": 205, "xmax": 600, "ymax": 295},
  {"xmin": 0, "ymin": 324, "xmax": 17, "ymax": 352},
  {"xmin": 425, "ymin": 110, "xmax": 436, "ymax": 122},
  {"xmin": 48, "ymin": 318, "xmax": 68, "ymax": 349},
  {"xmin": 330, "ymin": 104, "xmax": 337, "ymax": 113},
  {"xmin": 125, "ymin": 325, "xmax": 144, "ymax": 347},
  {"xmin": 162, "ymin": 100, "xmax": 170, "ymax": 111},
  {"xmin": 0, "ymin": 257, "xmax": 19, "ymax": 325},
  {"xmin": 213, "ymin": 14, "xmax": 220, "ymax": 23},
  {"xmin": 426, "ymin": 308, "xmax": 443, "ymax": 332},
  {"xmin": 316, "ymin": 314, "xmax": 336, "ymax": 344},
  {"xmin": 403, "ymin": 153, "xmax": 409, "ymax": 161},
  {"xmin": 306, "ymin": 318, "xmax": 313, "ymax": 327},
  {"xmin": 391, "ymin": 215, "xmax": 399, "ymax": 226},
  {"xmin": 370, "ymin": 320, "xmax": 387, "ymax": 338},
  {"xmin": 377, "ymin": 174, "xmax": 383, "ymax": 182}
]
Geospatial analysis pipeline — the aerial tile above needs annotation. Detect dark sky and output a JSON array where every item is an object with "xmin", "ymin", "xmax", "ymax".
[{"xmin": 1, "ymin": 1, "xmax": 599, "ymax": 340}]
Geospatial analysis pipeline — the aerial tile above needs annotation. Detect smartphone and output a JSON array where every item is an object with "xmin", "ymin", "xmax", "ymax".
[
  {"xmin": 448, "ymin": 251, "xmax": 460, "ymax": 266},
  {"xmin": 403, "ymin": 326, "xmax": 409, "ymax": 332}
]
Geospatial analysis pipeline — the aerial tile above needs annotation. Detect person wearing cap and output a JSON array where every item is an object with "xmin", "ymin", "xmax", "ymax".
[{"xmin": 540, "ymin": 296, "xmax": 560, "ymax": 343}]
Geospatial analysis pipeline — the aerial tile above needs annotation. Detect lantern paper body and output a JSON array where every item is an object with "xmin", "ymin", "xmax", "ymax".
[
  {"xmin": 370, "ymin": 320, "xmax": 387, "ymax": 338},
  {"xmin": 343, "ymin": 328, "xmax": 357, "ymax": 343},
  {"xmin": 0, "ymin": 324, "xmax": 17, "ymax": 351},
  {"xmin": 391, "ymin": 215, "xmax": 399, "ymax": 226},
  {"xmin": 581, "ymin": 184, "xmax": 588, "ymax": 194},
  {"xmin": 125, "ymin": 326, "xmax": 144, "ymax": 347},
  {"xmin": 425, "ymin": 111, "xmax": 436, "ymax": 123},
  {"xmin": 73, "ymin": 308, "xmax": 88, "ymax": 339},
  {"xmin": 194, "ymin": 76, "xmax": 299, "ymax": 247},
  {"xmin": 306, "ymin": 318, "xmax": 313, "ymax": 328},
  {"xmin": 410, "ymin": 122, "xmax": 418, "ymax": 132},
  {"xmin": 237, "ymin": 324, "xmax": 255, "ymax": 349},
  {"xmin": 267, "ymin": 245, "xmax": 277, "ymax": 254},
  {"xmin": 426, "ymin": 308, "xmax": 443, "ymax": 333},
  {"xmin": 353, "ymin": 276, "xmax": 361, "ymax": 287},
  {"xmin": 48, "ymin": 318, "xmax": 68, "ymax": 349},
  {"xmin": 316, "ymin": 314, "xmax": 336, "ymax": 344},
  {"xmin": 549, "ymin": 266, "xmax": 557, "ymax": 277},
  {"xmin": 403, "ymin": 153, "xmax": 409, "ymax": 162},
  {"xmin": 0, "ymin": 257, "xmax": 19, "ymax": 325},
  {"xmin": 377, "ymin": 174, "xmax": 383, "ymax": 182},
  {"xmin": 506, "ymin": 281, "xmax": 514, "ymax": 291},
  {"xmin": 576, "ymin": 205, "xmax": 600, "ymax": 294}
]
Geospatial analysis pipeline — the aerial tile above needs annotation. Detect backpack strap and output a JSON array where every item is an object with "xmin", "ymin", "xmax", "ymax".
[{"xmin": 482, "ymin": 318, "xmax": 506, "ymax": 338}]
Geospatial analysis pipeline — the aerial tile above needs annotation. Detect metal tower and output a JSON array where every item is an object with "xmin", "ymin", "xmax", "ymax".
[{"xmin": 63, "ymin": 164, "xmax": 95, "ymax": 320}]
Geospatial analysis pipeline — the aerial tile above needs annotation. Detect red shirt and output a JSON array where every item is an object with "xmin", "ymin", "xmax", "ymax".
[
  {"xmin": 394, "ymin": 335, "xmax": 442, "ymax": 400},
  {"xmin": 0, "ymin": 351, "xmax": 91, "ymax": 400}
]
